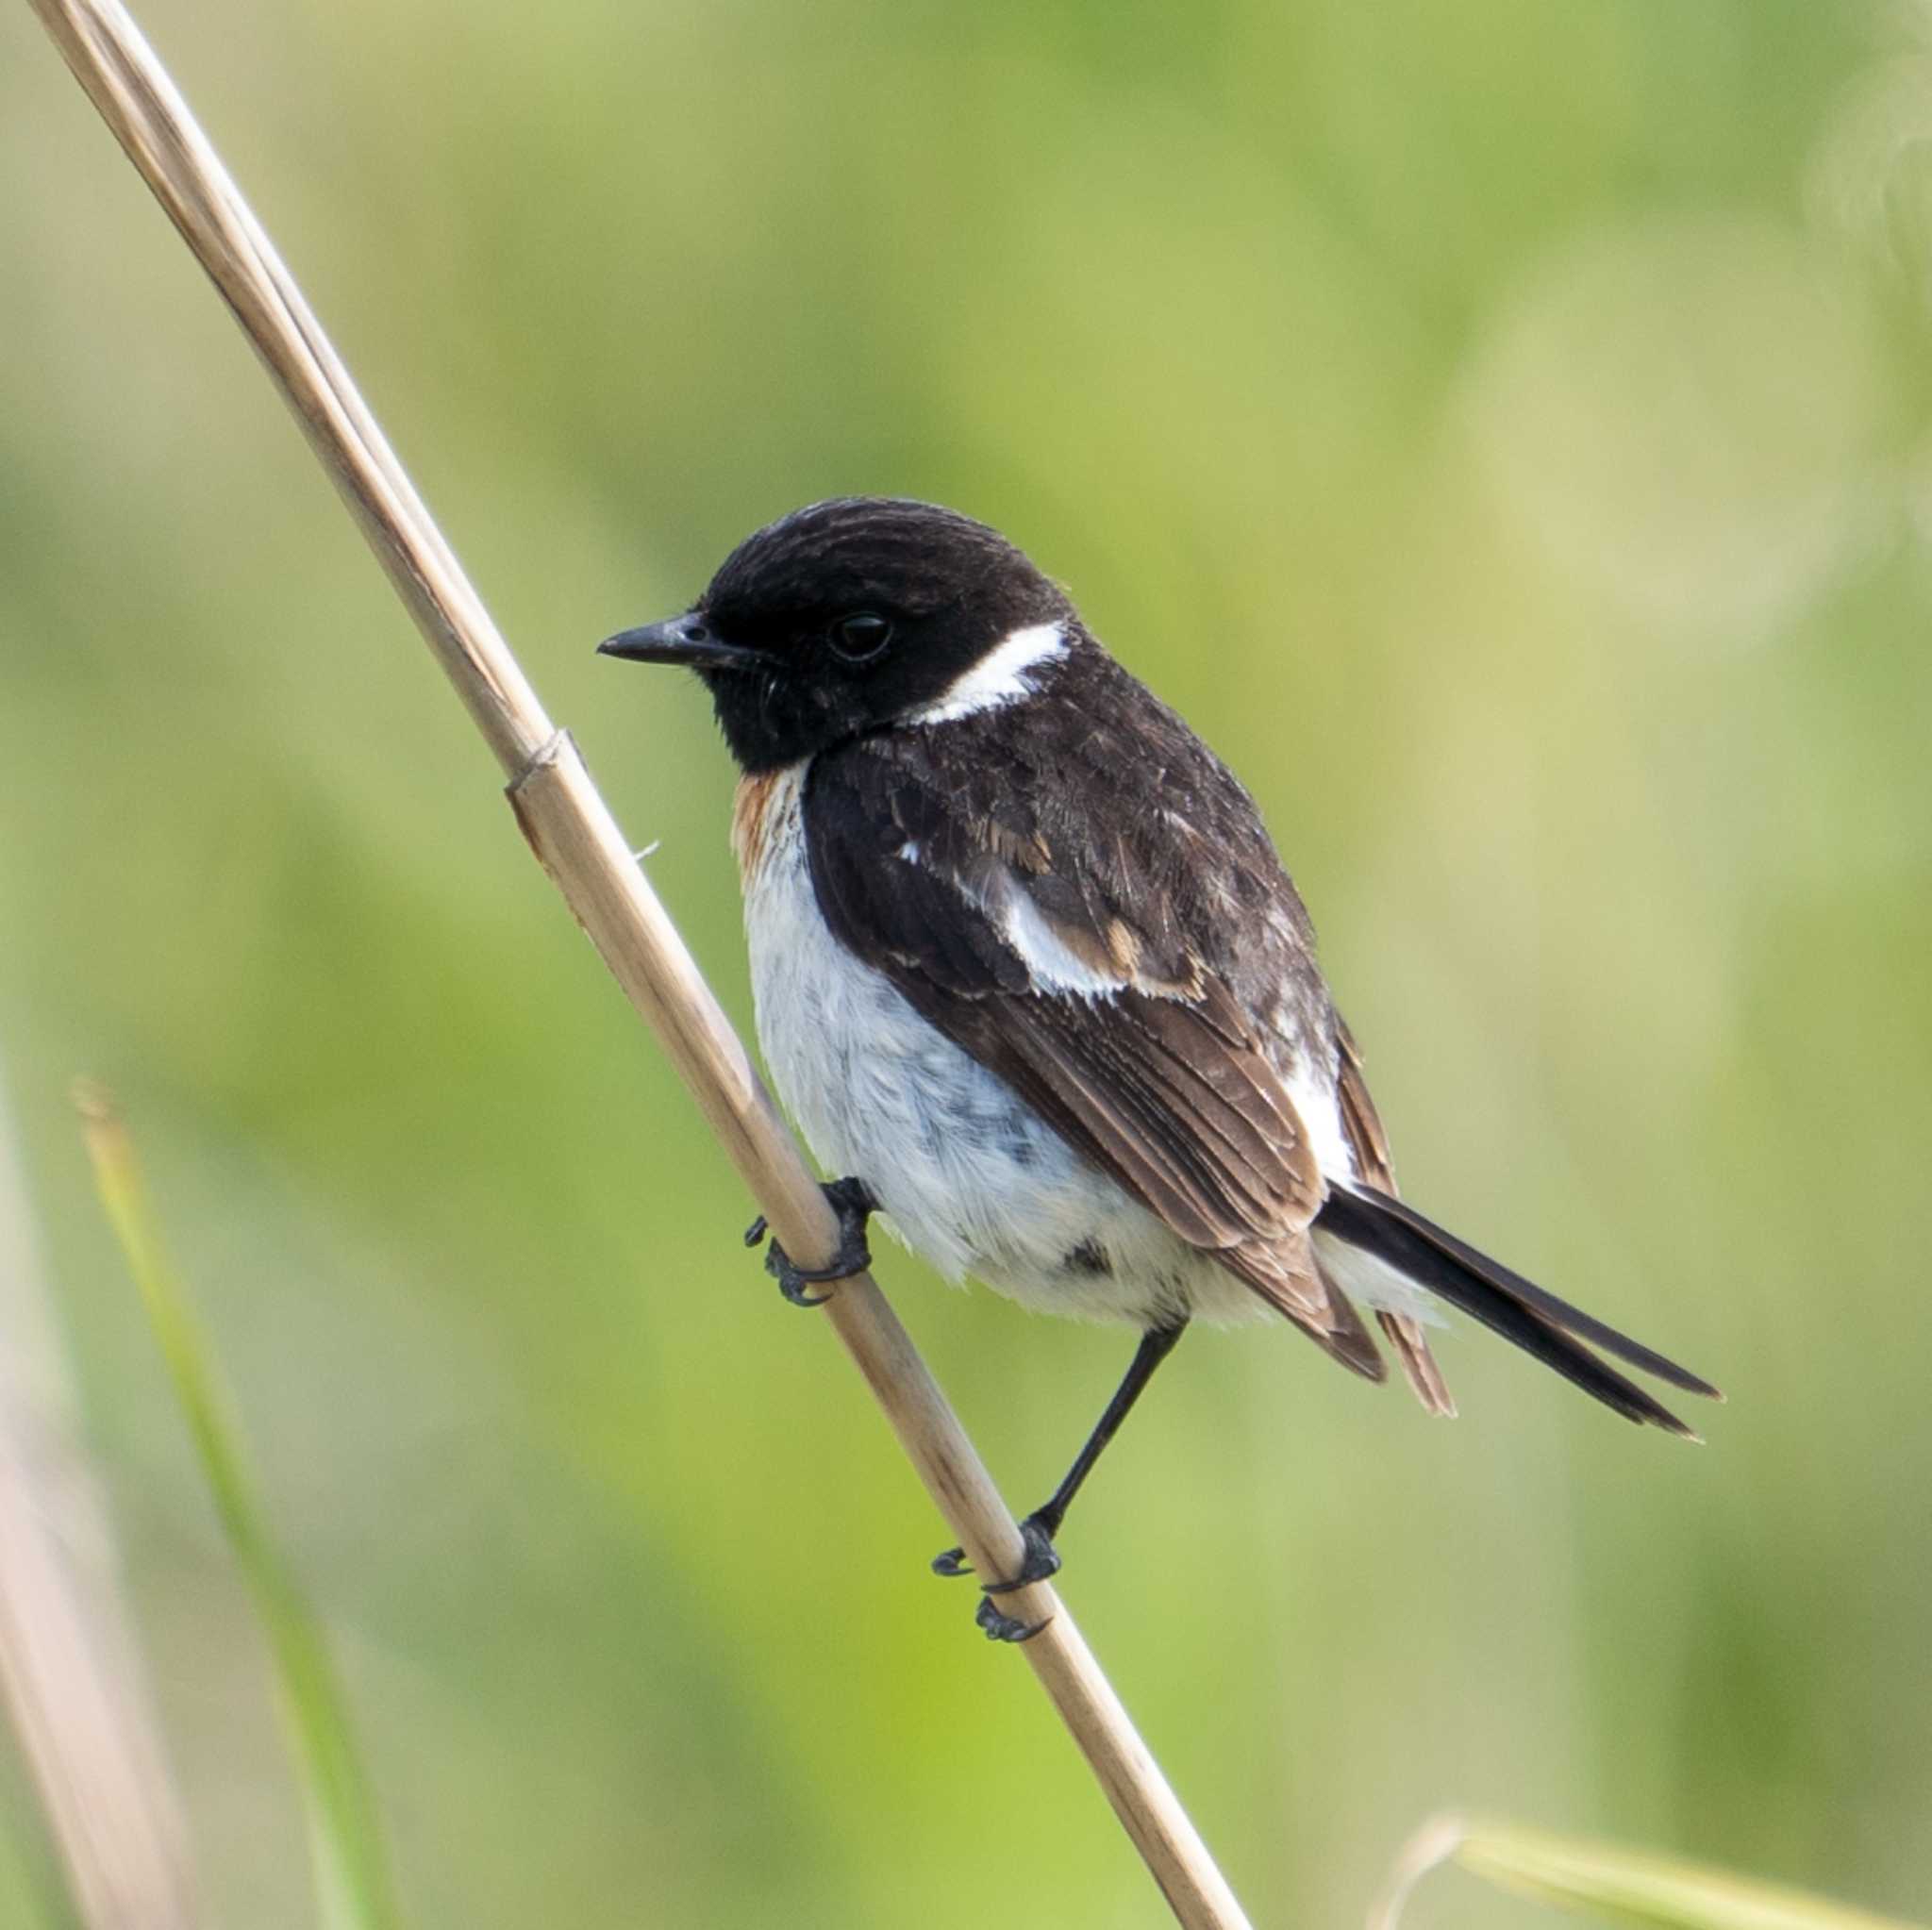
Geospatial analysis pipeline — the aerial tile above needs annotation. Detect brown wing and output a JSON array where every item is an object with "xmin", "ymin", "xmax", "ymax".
[
  {"xmin": 1334, "ymin": 1017, "xmax": 1456, "ymax": 1414},
  {"xmin": 806, "ymin": 734, "xmax": 1383, "ymax": 1375}
]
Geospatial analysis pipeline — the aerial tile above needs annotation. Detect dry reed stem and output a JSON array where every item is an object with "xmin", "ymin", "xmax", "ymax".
[
  {"xmin": 0, "ymin": 1068, "xmax": 201, "ymax": 1930},
  {"xmin": 24, "ymin": 1, "xmax": 1255, "ymax": 1922}
]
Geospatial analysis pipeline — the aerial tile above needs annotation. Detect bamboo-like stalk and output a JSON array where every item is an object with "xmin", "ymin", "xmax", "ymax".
[
  {"xmin": 0, "ymin": 1063, "xmax": 202, "ymax": 1930},
  {"xmin": 23, "ymin": 2, "xmax": 1255, "ymax": 1923}
]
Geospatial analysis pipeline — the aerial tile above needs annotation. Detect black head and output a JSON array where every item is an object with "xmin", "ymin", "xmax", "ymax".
[{"xmin": 598, "ymin": 497, "xmax": 1073, "ymax": 771}]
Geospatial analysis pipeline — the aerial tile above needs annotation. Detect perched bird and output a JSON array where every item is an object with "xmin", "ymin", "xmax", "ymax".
[{"xmin": 600, "ymin": 496, "xmax": 1719, "ymax": 1639}]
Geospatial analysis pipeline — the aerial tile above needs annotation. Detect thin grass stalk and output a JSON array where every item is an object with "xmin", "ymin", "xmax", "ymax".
[
  {"xmin": 1370, "ymin": 1814, "xmax": 1928, "ymax": 1930},
  {"xmin": 0, "ymin": 1063, "xmax": 201, "ymax": 1930},
  {"xmin": 23, "ymin": 1, "xmax": 1254, "ymax": 1922},
  {"xmin": 76, "ymin": 1087, "xmax": 399, "ymax": 1930}
]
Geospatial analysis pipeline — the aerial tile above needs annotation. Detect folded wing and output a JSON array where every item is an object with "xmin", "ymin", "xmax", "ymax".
[{"xmin": 804, "ymin": 732, "xmax": 1383, "ymax": 1375}]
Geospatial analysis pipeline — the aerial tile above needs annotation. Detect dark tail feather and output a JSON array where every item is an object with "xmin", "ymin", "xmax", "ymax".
[
  {"xmin": 1315, "ymin": 1186, "xmax": 1720, "ymax": 1437},
  {"xmin": 1355, "ymin": 1186, "xmax": 1722, "ymax": 1397}
]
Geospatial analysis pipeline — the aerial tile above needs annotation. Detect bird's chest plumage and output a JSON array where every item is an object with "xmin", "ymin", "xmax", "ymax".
[{"xmin": 731, "ymin": 763, "xmax": 1249, "ymax": 1324}]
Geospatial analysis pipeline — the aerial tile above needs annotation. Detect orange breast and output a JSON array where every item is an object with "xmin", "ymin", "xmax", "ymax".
[{"xmin": 731, "ymin": 768, "xmax": 795, "ymax": 887}]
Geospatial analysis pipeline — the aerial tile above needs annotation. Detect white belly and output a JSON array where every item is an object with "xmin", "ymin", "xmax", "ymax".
[{"xmin": 736, "ymin": 765, "xmax": 1259, "ymax": 1326}]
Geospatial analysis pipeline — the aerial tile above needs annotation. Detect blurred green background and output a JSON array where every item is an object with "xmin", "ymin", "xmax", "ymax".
[{"xmin": 3, "ymin": 1, "xmax": 1929, "ymax": 1924}]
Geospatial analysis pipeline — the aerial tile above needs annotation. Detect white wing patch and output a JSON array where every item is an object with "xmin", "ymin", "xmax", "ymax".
[
  {"xmin": 908, "ymin": 621, "xmax": 1067, "ymax": 725},
  {"xmin": 893, "ymin": 833, "xmax": 1127, "ymax": 998},
  {"xmin": 991, "ymin": 874, "xmax": 1124, "ymax": 996}
]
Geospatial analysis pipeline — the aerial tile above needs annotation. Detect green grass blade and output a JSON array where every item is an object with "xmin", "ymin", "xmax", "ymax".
[
  {"xmin": 77, "ymin": 1084, "xmax": 401, "ymax": 1930},
  {"xmin": 1374, "ymin": 1814, "xmax": 1924, "ymax": 1930}
]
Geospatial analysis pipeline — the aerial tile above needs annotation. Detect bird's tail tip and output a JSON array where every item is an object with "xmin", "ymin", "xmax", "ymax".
[{"xmin": 1314, "ymin": 1185, "xmax": 1719, "ymax": 1439}]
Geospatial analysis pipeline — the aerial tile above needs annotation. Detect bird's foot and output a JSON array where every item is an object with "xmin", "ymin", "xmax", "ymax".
[
  {"xmin": 744, "ymin": 1176, "xmax": 876, "ymax": 1308},
  {"xmin": 934, "ymin": 1515, "xmax": 1062, "ymax": 1643},
  {"xmin": 974, "ymin": 1596, "xmax": 1051, "ymax": 1643}
]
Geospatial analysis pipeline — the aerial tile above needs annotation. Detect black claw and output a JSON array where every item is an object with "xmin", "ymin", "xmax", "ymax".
[
  {"xmin": 934, "ymin": 1514, "xmax": 1062, "ymax": 1643},
  {"xmin": 980, "ymin": 1516, "xmax": 1062, "ymax": 1595},
  {"xmin": 754, "ymin": 1177, "xmax": 877, "ymax": 1309},
  {"xmin": 976, "ymin": 1596, "xmax": 1051, "ymax": 1643},
  {"xmin": 768, "ymin": 1262, "xmax": 832, "ymax": 1308}
]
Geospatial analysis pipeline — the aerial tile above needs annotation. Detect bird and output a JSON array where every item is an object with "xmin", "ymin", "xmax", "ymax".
[{"xmin": 599, "ymin": 495, "xmax": 1720, "ymax": 1639}]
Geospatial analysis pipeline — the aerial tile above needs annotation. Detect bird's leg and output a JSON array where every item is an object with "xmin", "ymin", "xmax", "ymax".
[
  {"xmin": 937, "ymin": 1321, "xmax": 1189, "ymax": 1639},
  {"xmin": 743, "ymin": 1176, "xmax": 877, "ymax": 1308},
  {"xmin": 1018, "ymin": 1319, "xmax": 1189, "ymax": 1547}
]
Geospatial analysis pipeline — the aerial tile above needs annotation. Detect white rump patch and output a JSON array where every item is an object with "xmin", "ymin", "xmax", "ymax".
[
  {"xmin": 910, "ymin": 621, "xmax": 1067, "ymax": 724},
  {"xmin": 1311, "ymin": 1220, "xmax": 1449, "ymax": 1328},
  {"xmin": 1284, "ymin": 1063, "xmax": 1359, "ymax": 1185}
]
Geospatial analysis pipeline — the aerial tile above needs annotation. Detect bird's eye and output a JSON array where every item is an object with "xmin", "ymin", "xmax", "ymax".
[{"xmin": 828, "ymin": 612, "xmax": 894, "ymax": 663}]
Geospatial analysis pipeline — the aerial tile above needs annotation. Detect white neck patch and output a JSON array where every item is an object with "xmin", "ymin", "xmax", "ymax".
[{"xmin": 909, "ymin": 621, "xmax": 1067, "ymax": 725}]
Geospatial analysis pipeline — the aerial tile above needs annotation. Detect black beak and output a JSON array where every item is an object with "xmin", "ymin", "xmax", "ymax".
[{"xmin": 596, "ymin": 614, "xmax": 771, "ymax": 673}]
